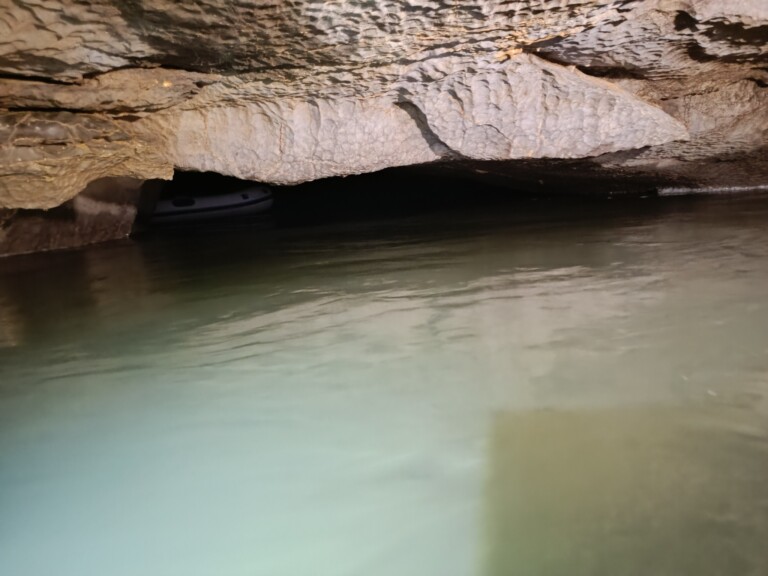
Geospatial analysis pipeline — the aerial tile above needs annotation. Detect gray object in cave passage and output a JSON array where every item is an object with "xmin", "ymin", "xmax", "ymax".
[{"xmin": 148, "ymin": 186, "xmax": 274, "ymax": 225}]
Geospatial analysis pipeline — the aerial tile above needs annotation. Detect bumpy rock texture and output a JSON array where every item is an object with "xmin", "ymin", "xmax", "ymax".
[{"xmin": 0, "ymin": 0, "xmax": 767, "ymax": 209}]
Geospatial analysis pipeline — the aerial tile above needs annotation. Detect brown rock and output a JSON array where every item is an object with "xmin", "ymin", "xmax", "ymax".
[{"xmin": 0, "ymin": 0, "xmax": 765, "ymax": 213}]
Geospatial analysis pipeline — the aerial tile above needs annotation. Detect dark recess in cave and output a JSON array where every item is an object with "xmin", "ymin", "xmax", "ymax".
[
  {"xmin": 134, "ymin": 160, "xmax": 672, "ymax": 239},
  {"xmin": 137, "ymin": 167, "xmax": 521, "ymax": 232}
]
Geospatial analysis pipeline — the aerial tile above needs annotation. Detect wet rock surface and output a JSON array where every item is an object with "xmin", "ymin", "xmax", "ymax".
[
  {"xmin": 0, "ymin": 0, "xmax": 767, "ymax": 210},
  {"xmin": 0, "ymin": 177, "xmax": 143, "ymax": 256}
]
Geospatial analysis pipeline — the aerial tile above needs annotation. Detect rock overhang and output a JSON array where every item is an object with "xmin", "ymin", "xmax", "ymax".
[{"xmin": 0, "ymin": 0, "xmax": 766, "ymax": 210}]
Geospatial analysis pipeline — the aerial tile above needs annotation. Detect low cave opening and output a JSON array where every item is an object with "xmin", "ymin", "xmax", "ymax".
[
  {"xmin": 0, "ymin": 160, "xmax": 705, "ymax": 259},
  {"xmin": 136, "ymin": 166, "xmax": 519, "ymax": 233},
  {"xmin": 134, "ymin": 160, "xmax": 669, "ymax": 238}
]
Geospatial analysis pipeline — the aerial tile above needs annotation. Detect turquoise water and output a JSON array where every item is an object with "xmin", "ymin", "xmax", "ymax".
[{"xmin": 1, "ymin": 195, "xmax": 768, "ymax": 575}]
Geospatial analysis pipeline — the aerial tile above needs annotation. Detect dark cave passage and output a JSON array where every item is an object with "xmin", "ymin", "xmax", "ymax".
[
  {"xmin": 141, "ymin": 166, "xmax": 520, "ymax": 231},
  {"xmin": 137, "ymin": 158, "xmax": 672, "ymax": 235}
]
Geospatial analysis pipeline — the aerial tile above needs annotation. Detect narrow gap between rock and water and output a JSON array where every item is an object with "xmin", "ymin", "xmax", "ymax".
[
  {"xmin": 136, "ymin": 167, "xmax": 536, "ymax": 233},
  {"xmin": 134, "ymin": 165, "xmax": 664, "ymax": 238}
]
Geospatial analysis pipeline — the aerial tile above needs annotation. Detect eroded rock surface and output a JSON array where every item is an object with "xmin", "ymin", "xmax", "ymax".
[
  {"xmin": 0, "ymin": 0, "xmax": 766, "ymax": 209},
  {"xmin": 0, "ymin": 177, "xmax": 144, "ymax": 256}
]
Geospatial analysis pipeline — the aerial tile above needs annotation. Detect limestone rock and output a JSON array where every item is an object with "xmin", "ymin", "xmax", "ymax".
[
  {"xmin": 402, "ymin": 55, "xmax": 688, "ymax": 160},
  {"xmin": 0, "ymin": 68, "xmax": 218, "ymax": 112},
  {"xmin": 0, "ymin": 0, "xmax": 766, "ymax": 210},
  {"xmin": 0, "ymin": 177, "xmax": 144, "ymax": 256},
  {"xmin": 165, "ymin": 96, "xmax": 441, "ymax": 184},
  {"xmin": 0, "ymin": 111, "xmax": 170, "ymax": 209}
]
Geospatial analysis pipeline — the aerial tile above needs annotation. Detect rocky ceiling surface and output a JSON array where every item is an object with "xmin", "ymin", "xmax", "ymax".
[{"xmin": 0, "ymin": 0, "xmax": 767, "ymax": 208}]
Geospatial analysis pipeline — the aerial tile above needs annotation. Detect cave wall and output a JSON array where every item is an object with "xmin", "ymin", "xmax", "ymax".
[
  {"xmin": 0, "ymin": 177, "xmax": 144, "ymax": 257},
  {"xmin": 0, "ymin": 0, "xmax": 767, "ymax": 212}
]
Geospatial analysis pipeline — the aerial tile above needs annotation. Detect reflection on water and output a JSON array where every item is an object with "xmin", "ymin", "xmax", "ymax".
[
  {"xmin": 0, "ymin": 291, "xmax": 23, "ymax": 349},
  {"xmin": 1, "ymin": 195, "xmax": 768, "ymax": 576}
]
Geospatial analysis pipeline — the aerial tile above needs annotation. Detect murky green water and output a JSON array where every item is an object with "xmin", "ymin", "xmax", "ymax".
[{"xmin": 1, "ymin": 195, "xmax": 768, "ymax": 576}]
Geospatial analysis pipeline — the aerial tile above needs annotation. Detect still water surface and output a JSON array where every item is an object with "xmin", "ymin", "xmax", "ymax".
[{"xmin": 1, "ymin": 195, "xmax": 768, "ymax": 576}]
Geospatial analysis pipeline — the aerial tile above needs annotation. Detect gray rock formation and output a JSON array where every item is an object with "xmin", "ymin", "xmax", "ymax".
[{"xmin": 0, "ymin": 0, "xmax": 766, "ymax": 213}]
